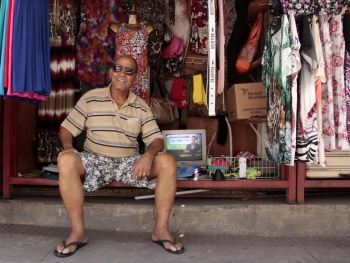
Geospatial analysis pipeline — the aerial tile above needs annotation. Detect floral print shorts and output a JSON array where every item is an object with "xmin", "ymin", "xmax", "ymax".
[{"xmin": 77, "ymin": 151, "xmax": 156, "ymax": 192}]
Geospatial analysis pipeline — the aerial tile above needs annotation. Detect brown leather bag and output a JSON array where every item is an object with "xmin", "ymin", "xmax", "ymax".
[
  {"xmin": 149, "ymin": 69, "xmax": 176, "ymax": 125},
  {"xmin": 236, "ymin": 12, "xmax": 263, "ymax": 74}
]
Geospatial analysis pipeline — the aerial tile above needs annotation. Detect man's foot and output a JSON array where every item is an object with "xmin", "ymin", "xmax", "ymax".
[
  {"xmin": 152, "ymin": 239, "xmax": 185, "ymax": 254},
  {"xmin": 54, "ymin": 232, "xmax": 88, "ymax": 257},
  {"xmin": 54, "ymin": 240, "xmax": 87, "ymax": 258},
  {"xmin": 152, "ymin": 231, "xmax": 184, "ymax": 254}
]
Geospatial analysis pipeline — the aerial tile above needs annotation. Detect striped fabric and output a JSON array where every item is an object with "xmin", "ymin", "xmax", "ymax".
[
  {"xmin": 61, "ymin": 85, "xmax": 163, "ymax": 158},
  {"xmin": 37, "ymin": 0, "xmax": 78, "ymax": 163}
]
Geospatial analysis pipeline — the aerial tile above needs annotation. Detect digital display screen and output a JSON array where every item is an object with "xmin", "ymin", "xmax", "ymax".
[{"xmin": 165, "ymin": 133, "xmax": 203, "ymax": 161}]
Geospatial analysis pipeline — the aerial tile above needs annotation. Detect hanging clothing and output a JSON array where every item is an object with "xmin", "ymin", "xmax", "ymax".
[
  {"xmin": 262, "ymin": 14, "xmax": 293, "ymax": 164},
  {"xmin": 10, "ymin": 0, "xmax": 50, "ymax": 97},
  {"xmin": 329, "ymin": 15, "xmax": 349, "ymax": 150},
  {"xmin": 164, "ymin": 0, "xmax": 191, "ymax": 77},
  {"xmin": 319, "ymin": 14, "xmax": 335, "ymax": 151},
  {"xmin": 135, "ymin": 0, "xmax": 166, "ymax": 68},
  {"xmin": 37, "ymin": 0, "xmax": 78, "ymax": 163},
  {"xmin": 115, "ymin": 23, "xmax": 150, "ymax": 105},
  {"xmin": 189, "ymin": 0, "xmax": 208, "ymax": 55},
  {"xmin": 311, "ymin": 15, "xmax": 326, "ymax": 167},
  {"xmin": 295, "ymin": 15, "xmax": 319, "ymax": 163},
  {"xmin": 288, "ymin": 14, "xmax": 301, "ymax": 165},
  {"xmin": 280, "ymin": 0, "xmax": 314, "ymax": 15},
  {"xmin": 4, "ymin": 0, "xmax": 46, "ymax": 103},
  {"xmin": 320, "ymin": 14, "xmax": 349, "ymax": 151},
  {"xmin": 75, "ymin": 0, "xmax": 123, "ymax": 86}
]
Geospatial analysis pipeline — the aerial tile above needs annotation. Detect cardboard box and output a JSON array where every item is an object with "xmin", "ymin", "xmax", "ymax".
[{"xmin": 227, "ymin": 82, "xmax": 267, "ymax": 122}]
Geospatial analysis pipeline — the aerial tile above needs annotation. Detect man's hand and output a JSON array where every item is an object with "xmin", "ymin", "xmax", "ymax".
[
  {"xmin": 130, "ymin": 138, "xmax": 164, "ymax": 180},
  {"xmin": 57, "ymin": 146, "xmax": 78, "ymax": 162},
  {"xmin": 131, "ymin": 153, "xmax": 154, "ymax": 180}
]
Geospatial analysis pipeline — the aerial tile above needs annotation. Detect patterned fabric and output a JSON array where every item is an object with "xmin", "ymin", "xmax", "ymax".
[
  {"xmin": 280, "ymin": 0, "xmax": 314, "ymax": 15},
  {"xmin": 281, "ymin": 0, "xmax": 345, "ymax": 14},
  {"xmin": 75, "ymin": 0, "xmax": 123, "ymax": 86},
  {"xmin": 312, "ymin": 15, "xmax": 326, "ymax": 167},
  {"xmin": 288, "ymin": 14, "xmax": 301, "ymax": 165},
  {"xmin": 319, "ymin": 14, "xmax": 335, "ymax": 150},
  {"xmin": 168, "ymin": 0, "xmax": 175, "ymax": 25},
  {"xmin": 50, "ymin": 0, "xmax": 78, "ymax": 46},
  {"xmin": 262, "ymin": 14, "xmax": 292, "ymax": 164},
  {"xmin": 320, "ymin": 14, "xmax": 349, "ymax": 151},
  {"xmin": 79, "ymin": 152, "xmax": 156, "ymax": 192},
  {"xmin": 115, "ymin": 23, "xmax": 150, "ymax": 104},
  {"xmin": 37, "ymin": 0, "xmax": 78, "ymax": 163},
  {"xmin": 134, "ymin": 0, "xmax": 165, "ymax": 67},
  {"xmin": 295, "ymin": 15, "xmax": 318, "ymax": 163},
  {"xmin": 189, "ymin": 0, "xmax": 208, "ymax": 55},
  {"xmin": 330, "ymin": 15, "xmax": 349, "ymax": 150},
  {"xmin": 314, "ymin": 0, "xmax": 344, "ymax": 15}
]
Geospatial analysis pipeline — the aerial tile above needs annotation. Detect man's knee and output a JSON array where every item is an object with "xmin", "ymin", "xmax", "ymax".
[
  {"xmin": 154, "ymin": 153, "xmax": 177, "ymax": 176},
  {"xmin": 155, "ymin": 153, "xmax": 177, "ymax": 171},
  {"xmin": 58, "ymin": 152, "xmax": 83, "ymax": 175}
]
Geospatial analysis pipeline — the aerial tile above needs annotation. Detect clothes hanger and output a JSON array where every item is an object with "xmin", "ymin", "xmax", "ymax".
[{"xmin": 268, "ymin": 0, "xmax": 283, "ymax": 36}]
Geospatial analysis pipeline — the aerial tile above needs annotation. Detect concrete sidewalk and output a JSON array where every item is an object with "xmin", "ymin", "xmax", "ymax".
[
  {"xmin": 1, "ymin": 223, "xmax": 350, "ymax": 263},
  {"xmin": 1, "ymin": 194, "xmax": 350, "ymax": 237},
  {"xmin": 1, "ymin": 193, "xmax": 350, "ymax": 262}
]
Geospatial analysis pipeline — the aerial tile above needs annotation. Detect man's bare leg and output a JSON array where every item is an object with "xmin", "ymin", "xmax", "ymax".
[
  {"xmin": 55, "ymin": 152, "xmax": 88, "ymax": 255},
  {"xmin": 150, "ymin": 153, "xmax": 183, "ymax": 252}
]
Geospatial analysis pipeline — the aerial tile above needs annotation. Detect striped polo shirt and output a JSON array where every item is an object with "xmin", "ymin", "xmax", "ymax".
[{"xmin": 61, "ymin": 84, "xmax": 163, "ymax": 158}]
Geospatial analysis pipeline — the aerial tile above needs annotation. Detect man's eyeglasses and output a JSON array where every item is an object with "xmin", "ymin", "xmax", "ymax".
[{"xmin": 112, "ymin": 64, "xmax": 136, "ymax": 76}]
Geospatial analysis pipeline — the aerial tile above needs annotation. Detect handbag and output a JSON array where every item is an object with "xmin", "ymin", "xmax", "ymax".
[
  {"xmin": 149, "ymin": 69, "xmax": 176, "ymax": 125},
  {"xmin": 236, "ymin": 12, "xmax": 263, "ymax": 74},
  {"xmin": 161, "ymin": 36, "xmax": 184, "ymax": 59}
]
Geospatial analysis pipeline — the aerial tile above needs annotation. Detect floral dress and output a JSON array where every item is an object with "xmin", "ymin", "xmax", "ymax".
[
  {"xmin": 319, "ymin": 14, "xmax": 349, "ymax": 151},
  {"xmin": 115, "ymin": 23, "xmax": 150, "ymax": 105},
  {"xmin": 75, "ymin": 0, "xmax": 123, "ymax": 86}
]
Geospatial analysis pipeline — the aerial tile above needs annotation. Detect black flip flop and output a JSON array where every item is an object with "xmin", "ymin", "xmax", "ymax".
[
  {"xmin": 54, "ymin": 240, "xmax": 87, "ymax": 258},
  {"xmin": 152, "ymin": 239, "xmax": 185, "ymax": 254}
]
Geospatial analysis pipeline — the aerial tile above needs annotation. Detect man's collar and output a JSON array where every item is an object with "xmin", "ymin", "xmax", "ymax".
[{"xmin": 106, "ymin": 83, "xmax": 138, "ymax": 105}]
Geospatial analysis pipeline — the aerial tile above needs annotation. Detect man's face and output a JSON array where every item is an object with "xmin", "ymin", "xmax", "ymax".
[
  {"xmin": 191, "ymin": 137, "xmax": 196, "ymax": 144},
  {"xmin": 109, "ymin": 56, "xmax": 138, "ymax": 92}
]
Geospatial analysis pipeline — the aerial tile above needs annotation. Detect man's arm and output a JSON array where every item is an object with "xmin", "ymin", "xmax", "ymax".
[
  {"xmin": 59, "ymin": 126, "xmax": 75, "ymax": 150},
  {"xmin": 143, "ymin": 138, "xmax": 164, "ymax": 160},
  {"xmin": 58, "ymin": 126, "xmax": 78, "ymax": 161}
]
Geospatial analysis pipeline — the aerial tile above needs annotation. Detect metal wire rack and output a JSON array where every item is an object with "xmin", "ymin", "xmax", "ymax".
[{"xmin": 207, "ymin": 156, "xmax": 280, "ymax": 180}]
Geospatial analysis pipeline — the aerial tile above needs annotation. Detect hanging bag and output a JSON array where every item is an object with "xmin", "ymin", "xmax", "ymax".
[
  {"xmin": 149, "ymin": 69, "xmax": 176, "ymax": 125},
  {"xmin": 236, "ymin": 12, "xmax": 263, "ymax": 74}
]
